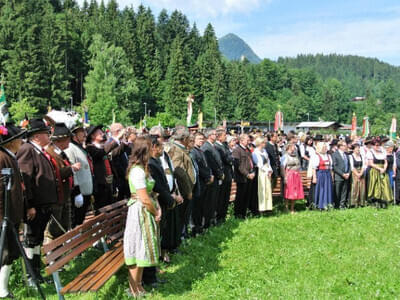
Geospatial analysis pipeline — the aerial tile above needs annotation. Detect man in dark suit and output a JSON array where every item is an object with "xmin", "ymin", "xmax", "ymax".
[
  {"xmin": 86, "ymin": 125, "xmax": 123, "ymax": 210},
  {"xmin": 265, "ymin": 132, "xmax": 280, "ymax": 188},
  {"xmin": 332, "ymin": 140, "xmax": 350, "ymax": 209},
  {"xmin": 17, "ymin": 118, "xmax": 59, "ymax": 285},
  {"xmin": 145, "ymin": 134, "xmax": 183, "ymax": 287},
  {"xmin": 190, "ymin": 132, "xmax": 212, "ymax": 234},
  {"xmin": 0, "ymin": 123, "xmax": 26, "ymax": 297},
  {"xmin": 214, "ymin": 128, "xmax": 234, "ymax": 224},
  {"xmin": 232, "ymin": 134, "xmax": 255, "ymax": 218},
  {"xmin": 201, "ymin": 128, "xmax": 224, "ymax": 228},
  {"xmin": 107, "ymin": 123, "xmax": 131, "ymax": 201}
]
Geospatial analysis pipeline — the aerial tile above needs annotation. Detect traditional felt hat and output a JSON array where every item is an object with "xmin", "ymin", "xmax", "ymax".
[
  {"xmin": 71, "ymin": 119, "xmax": 85, "ymax": 133},
  {"xmin": 364, "ymin": 136, "xmax": 373, "ymax": 145},
  {"xmin": 0, "ymin": 123, "xmax": 26, "ymax": 146},
  {"xmin": 86, "ymin": 125, "xmax": 103, "ymax": 143},
  {"xmin": 51, "ymin": 123, "xmax": 72, "ymax": 140},
  {"xmin": 314, "ymin": 134, "xmax": 324, "ymax": 141},
  {"xmin": 380, "ymin": 135, "xmax": 390, "ymax": 143},
  {"xmin": 330, "ymin": 139, "xmax": 339, "ymax": 146},
  {"xmin": 26, "ymin": 118, "xmax": 51, "ymax": 136}
]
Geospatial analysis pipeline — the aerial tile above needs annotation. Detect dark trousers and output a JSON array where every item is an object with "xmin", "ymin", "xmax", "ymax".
[
  {"xmin": 178, "ymin": 197, "xmax": 191, "ymax": 237},
  {"xmin": 24, "ymin": 205, "xmax": 56, "ymax": 247},
  {"xmin": 115, "ymin": 178, "xmax": 130, "ymax": 201},
  {"xmin": 192, "ymin": 183, "xmax": 206, "ymax": 232},
  {"xmin": 216, "ymin": 173, "xmax": 232, "ymax": 222},
  {"xmin": 334, "ymin": 179, "xmax": 349, "ymax": 208},
  {"xmin": 234, "ymin": 181, "xmax": 250, "ymax": 218},
  {"xmin": 93, "ymin": 183, "xmax": 113, "ymax": 211},
  {"xmin": 73, "ymin": 195, "xmax": 92, "ymax": 227},
  {"xmin": 248, "ymin": 170, "xmax": 259, "ymax": 215},
  {"xmin": 142, "ymin": 267, "xmax": 157, "ymax": 284},
  {"xmin": 203, "ymin": 180, "xmax": 219, "ymax": 228}
]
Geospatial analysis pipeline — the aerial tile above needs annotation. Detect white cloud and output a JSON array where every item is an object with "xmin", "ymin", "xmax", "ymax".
[{"xmin": 249, "ymin": 17, "xmax": 400, "ymax": 65}]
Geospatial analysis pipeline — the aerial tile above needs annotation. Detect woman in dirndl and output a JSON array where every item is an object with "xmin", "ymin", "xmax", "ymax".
[
  {"xmin": 367, "ymin": 138, "xmax": 393, "ymax": 208},
  {"xmin": 311, "ymin": 142, "xmax": 333, "ymax": 210},
  {"xmin": 281, "ymin": 143, "xmax": 304, "ymax": 214},
  {"xmin": 123, "ymin": 137, "xmax": 161, "ymax": 297},
  {"xmin": 252, "ymin": 137, "xmax": 273, "ymax": 213},
  {"xmin": 349, "ymin": 144, "xmax": 367, "ymax": 207}
]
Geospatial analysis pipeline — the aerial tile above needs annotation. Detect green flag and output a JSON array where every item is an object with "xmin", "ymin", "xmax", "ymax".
[
  {"xmin": 0, "ymin": 82, "xmax": 9, "ymax": 124},
  {"xmin": 0, "ymin": 83, "xmax": 5, "ymax": 104}
]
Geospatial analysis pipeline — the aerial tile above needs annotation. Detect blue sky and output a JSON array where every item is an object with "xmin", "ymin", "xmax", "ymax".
[{"xmin": 77, "ymin": 0, "xmax": 400, "ymax": 66}]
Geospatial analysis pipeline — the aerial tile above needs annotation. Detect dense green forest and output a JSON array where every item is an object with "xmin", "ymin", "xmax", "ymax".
[{"xmin": 0, "ymin": 0, "xmax": 399, "ymax": 133}]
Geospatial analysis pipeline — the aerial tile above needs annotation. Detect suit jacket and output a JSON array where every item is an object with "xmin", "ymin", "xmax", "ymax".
[
  {"xmin": 265, "ymin": 142, "xmax": 280, "ymax": 177},
  {"xmin": 215, "ymin": 141, "xmax": 234, "ymax": 181},
  {"xmin": 190, "ymin": 147, "xmax": 212, "ymax": 184},
  {"xmin": 201, "ymin": 141, "xmax": 224, "ymax": 180},
  {"xmin": 232, "ymin": 144, "xmax": 254, "ymax": 184},
  {"xmin": 86, "ymin": 141, "xmax": 119, "ymax": 187},
  {"xmin": 148, "ymin": 157, "xmax": 175, "ymax": 210},
  {"xmin": 332, "ymin": 151, "xmax": 350, "ymax": 182},
  {"xmin": 45, "ymin": 144, "xmax": 74, "ymax": 204},
  {"xmin": 0, "ymin": 148, "xmax": 24, "ymax": 224},
  {"xmin": 16, "ymin": 142, "xmax": 58, "ymax": 208},
  {"xmin": 106, "ymin": 138, "xmax": 130, "ymax": 182},
  {"xmin": 167, "ymin": 142, "xmax": 195, "ymax": 199},
  {"xmin": 65, "ymin": 141, "xmax": 93, "ymax": 196}
]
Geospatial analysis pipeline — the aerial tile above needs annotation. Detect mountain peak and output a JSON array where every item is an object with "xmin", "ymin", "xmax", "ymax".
[{"xmin": 218, "ymin": 33, "xmax": 261, "ymax": 64}]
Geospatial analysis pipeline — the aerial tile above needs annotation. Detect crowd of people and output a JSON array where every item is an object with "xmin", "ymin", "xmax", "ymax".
[{"xmin": 0, "ymin": 115, "xmax": 399, "ymax": 298}]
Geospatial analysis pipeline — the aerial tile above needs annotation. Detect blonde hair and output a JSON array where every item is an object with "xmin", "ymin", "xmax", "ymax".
[
  {"xmin": 254, "ymin": 136, "xmax": 265, "ymax": 147},
  {"xmin": 315, "ymin": 142, "xmax": 327, "ymax": 154}
]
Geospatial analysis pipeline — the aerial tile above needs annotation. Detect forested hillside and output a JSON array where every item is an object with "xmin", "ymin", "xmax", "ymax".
[{"xmin": 0, "ymin": 0, "xmax": 399, "ymax": 133}]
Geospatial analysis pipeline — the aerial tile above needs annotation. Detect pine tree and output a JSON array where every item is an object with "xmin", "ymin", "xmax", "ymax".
[
  {"xmin": 162, "ymin": 36, "xmax": 193, "ymax": 120},
  {"xmin": 84, "ymin": 34, "xmax": 139, "ymax": 124}
]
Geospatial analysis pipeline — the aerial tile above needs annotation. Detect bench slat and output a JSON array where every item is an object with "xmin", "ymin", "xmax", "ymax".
[
  {"xmin": 87, "ymin": 254, "xmax": 125, "ymax": 292},
  {"xmin": 98, "ymin": 199, "xmax": 127, "ymax": 214},
  {"xmin": 46, "ymin": 228, "xmax": 109, "ymax": 275},
  {"xmin": 42, "ymin": 213, "xmax": 106, "ymax": 254},
  {"xmin": 61, "ymin": 242, "xmax": 123, "ymax": 294},
  {"xmin": 44, "ymin": 219, "xmax": 106, "ymax": 264},
  {"xmin": 79, "ymin": 246, "xmax": 124, "ymax": 292}
]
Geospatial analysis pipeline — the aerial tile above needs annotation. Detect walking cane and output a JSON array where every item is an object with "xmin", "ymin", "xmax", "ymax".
[{"xmin": 0, "ymin": 168, "xmax": 45, "ymax": 299}]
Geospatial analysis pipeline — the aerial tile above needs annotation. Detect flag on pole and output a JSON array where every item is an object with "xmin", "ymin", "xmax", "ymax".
[
  {"xmin": 0, "ymin": 80, "xmax": 9, "ymax": 125},
  {"xmin": 198, "ymin": 111, "xmax": 203, "ymax": 129},
  {"xmin": 390, "ymin": 116, "xmax": 397, "ymax": 140},
  {"xmin": 274, "ymin": 110, "xmax": 283, "ymax": 132},
  {"xmin": 351, "ymin": 112, "xmax": 357, "ymax": 138},
  {"xmin": 362, "ymin": 116, "xmax": 369, "ymax": 138},
  {"xmin": 83, "ymin": 105, "xmax": 89, "ymax": 126}
]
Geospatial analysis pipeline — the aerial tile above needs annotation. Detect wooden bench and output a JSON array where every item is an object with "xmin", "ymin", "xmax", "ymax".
[
  {"xmin": 272, "ymin": 171, "xmax": 311, "ymax": 197},
  {"xmin": 42, "ymin": 200, "xmax": 128, "ymax": 300},
  {"xmin": 229, "ymin": 171, "xmax": 311, "ymax": 200}
]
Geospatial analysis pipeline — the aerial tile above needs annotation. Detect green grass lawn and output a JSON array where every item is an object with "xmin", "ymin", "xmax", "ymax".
[{"xmin": 11, "ymin": 205, "xmax": 400, "ymax": 299}]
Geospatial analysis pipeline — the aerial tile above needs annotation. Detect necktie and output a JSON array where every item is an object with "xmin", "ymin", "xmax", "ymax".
[{"xmin": 343, "ymin": 153, "xmax": 348, "ymax": 173}]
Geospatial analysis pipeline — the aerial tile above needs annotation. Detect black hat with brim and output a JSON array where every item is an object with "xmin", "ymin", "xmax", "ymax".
[
  {"xmin": 26, "ymin": 118, "xmax": 51, "ymax": 137},
  {"xmin": 0, "ymin": 123, "xmax": 26, "ymax": 146},
  {"xmin": 314, "ymin": 134, "xmax": 324, "ymax": 141},
  {"xmin": 86, "ymin": 125, "xmax": 103, "ymax": 143},
  {"xmin": 51, "ymin": 123, "xmax": 72, "ymax": 140}
]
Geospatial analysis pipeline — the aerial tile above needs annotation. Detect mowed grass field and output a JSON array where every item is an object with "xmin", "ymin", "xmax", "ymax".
[{"xmin": 11, "ymin": 205, "xmax": 400, "ymax": 299}]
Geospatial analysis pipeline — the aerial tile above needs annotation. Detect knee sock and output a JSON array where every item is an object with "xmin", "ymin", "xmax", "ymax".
[{"xmin": 0, "ymin": 264, "xmax": 11, "ymax": 297}]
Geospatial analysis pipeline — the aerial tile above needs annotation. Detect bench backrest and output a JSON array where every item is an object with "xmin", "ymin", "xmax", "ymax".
[
  {"xmin": 272, "ymin": 171, "xmax": 311, "ymax": 196},
  {"xmin": 98, "ymin": 199, "xmax": 128, "ymax": 243},
  {"xmin": 42, "ymin": 199, "xmax": 129, "ymax": 275},
  {"xmin": 42, "ymin": 213, "xmax": 108, "ymax": 275}
]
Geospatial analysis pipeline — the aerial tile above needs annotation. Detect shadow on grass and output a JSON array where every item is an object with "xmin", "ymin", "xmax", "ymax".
[{"xmin": 154, "ymin": 207, "xmax": 241, "ymax": 298}]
